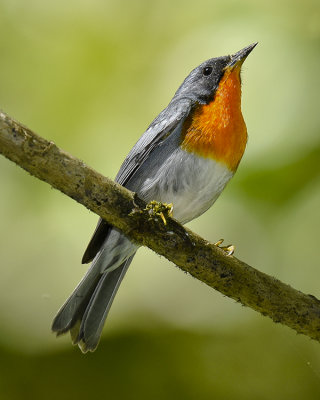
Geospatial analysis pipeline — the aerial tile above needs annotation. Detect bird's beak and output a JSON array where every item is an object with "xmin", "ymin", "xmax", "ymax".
[{"xmin": 227, "ymin": 42, "xmax": 258, "ymax": 69}]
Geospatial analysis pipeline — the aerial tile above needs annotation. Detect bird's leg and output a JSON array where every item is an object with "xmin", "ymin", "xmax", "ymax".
[
  {"xmin": 145, "ymin": 201, "xmax": 173, "ymax": 225},
  {"xmin": 214, "ymin": 239, "xmax": 235, "ymax": 256}
]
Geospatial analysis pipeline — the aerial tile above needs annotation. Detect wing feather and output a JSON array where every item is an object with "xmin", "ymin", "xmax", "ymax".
[
  {"xmin": 82, "ymin": 98, "xmax": 192, "ymax": 263},
  {"xmin": 115, "ymin": 99, "xmax": 191, "ymax": 185}
]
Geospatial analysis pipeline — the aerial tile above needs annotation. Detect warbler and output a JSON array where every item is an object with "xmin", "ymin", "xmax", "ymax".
[{"xmin": 52, "ymin": 43, "xmax": 257, "ymax": 352}]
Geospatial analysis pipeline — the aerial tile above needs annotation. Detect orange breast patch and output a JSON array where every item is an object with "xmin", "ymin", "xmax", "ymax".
[{"xmin": 180, "ymin": 65, "xmax": 247, "ymax": 172}]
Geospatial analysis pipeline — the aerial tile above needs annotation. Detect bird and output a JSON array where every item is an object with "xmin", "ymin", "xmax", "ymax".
[{"xmin": 52, "ymin": 43, "xmax": 257, "ymax": 352}]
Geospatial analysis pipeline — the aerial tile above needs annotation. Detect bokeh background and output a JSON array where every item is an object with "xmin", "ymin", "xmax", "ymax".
[{"xmin": 0, "ymin": 0, "xmax": 320, "ymax": 399}]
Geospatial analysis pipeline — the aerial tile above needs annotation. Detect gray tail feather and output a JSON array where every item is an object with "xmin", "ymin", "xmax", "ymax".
[
  {"xmin": 52, "ymin": 254, "xmax": 135, "ymax": 353},
  {"xmin": 51, "ymin": 262, "xmax": 102, "ymax": 335},
  {"xmin": 75, "ymin": 255, "xmax": 134, "ymax": 353}
]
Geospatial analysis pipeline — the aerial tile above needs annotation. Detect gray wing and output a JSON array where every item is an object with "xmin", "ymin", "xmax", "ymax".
[
  {"xmin": 82, "ymin": 98, "xmax": 192, "ymax": 264},
  {"xmin": 115, "ymin": 98, "xmax": 191, "ymax": 185}
]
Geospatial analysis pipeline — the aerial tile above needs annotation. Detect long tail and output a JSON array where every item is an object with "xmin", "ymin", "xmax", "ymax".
[
  {"xmin": 52, "ymin": 232, "xmax": 136, "ymax": 352},
  {"xmin": 76, "ymin": 255, "xmax": 134, "ymax": 353}
]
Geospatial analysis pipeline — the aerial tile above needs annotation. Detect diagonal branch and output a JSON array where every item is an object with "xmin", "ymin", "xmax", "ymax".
[{"xmin": 0, "ymin": 109, "xmax": 320, "ymax": 342}]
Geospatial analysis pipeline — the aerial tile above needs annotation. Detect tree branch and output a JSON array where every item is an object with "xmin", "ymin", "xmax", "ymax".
[{"xmin": 1, "ymin": 109, "xmax": 320, "ymax": 342}]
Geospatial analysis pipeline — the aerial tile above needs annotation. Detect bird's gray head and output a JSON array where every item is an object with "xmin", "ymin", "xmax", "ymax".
[{"xmin": 174, "ymin": 43, "xmax": 257, "ymax": 105}]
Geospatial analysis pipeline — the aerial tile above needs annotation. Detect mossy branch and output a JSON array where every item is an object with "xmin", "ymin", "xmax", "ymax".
[{"xmin": 0, "ymin": 110, "xmax": 320, "ymax": 342}]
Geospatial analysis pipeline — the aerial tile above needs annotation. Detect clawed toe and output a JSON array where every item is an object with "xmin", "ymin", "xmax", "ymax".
[
  {"xmin": 214, "ymin": 239, "xmax": 235, "ymax": 256},
  {"xmin": 145, "ymin": 201, "xmax": 174, "ymax": 225}
]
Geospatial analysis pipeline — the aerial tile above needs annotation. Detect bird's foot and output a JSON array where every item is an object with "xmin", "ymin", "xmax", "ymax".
[
  {"xmin": 145, "ymin": 201, "xmax": 173, "ymax": 225},
  {"xmin": 214, "ymin": 239, "xmax": 235, "ymax": 256}
]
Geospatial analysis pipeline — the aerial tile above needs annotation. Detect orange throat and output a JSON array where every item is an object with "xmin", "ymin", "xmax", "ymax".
[{"xmin": 181, "ymin": 65, "xmax": 247, "ymax": 172}]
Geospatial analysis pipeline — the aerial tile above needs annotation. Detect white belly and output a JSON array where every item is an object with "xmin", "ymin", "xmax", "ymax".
[{"xmin": 138, "ymin": 147, "xmax": 233, "ymax": 224}]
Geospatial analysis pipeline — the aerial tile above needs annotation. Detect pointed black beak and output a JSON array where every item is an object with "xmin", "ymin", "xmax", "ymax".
[{"xmin": 228, "ymin": 42, "xmax": 258, "ymax": 69}]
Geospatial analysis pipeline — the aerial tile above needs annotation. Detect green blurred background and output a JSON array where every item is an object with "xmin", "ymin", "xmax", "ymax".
[{"xmin": 0, "ymin": 0, "xmax": 320, "ymax": 398}]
